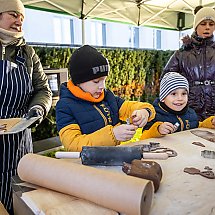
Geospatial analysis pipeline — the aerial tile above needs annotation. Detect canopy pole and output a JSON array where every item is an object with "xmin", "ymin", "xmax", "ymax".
[
  {"xmin": 82, "ymin": 19, "xmax": 86, "ymax": 45},
  {"xmin": 81, "ymin": 0, "xmax": 85, "ymax": 45},
  {"xmin": 179, "ymin": 31, "xmax": 182, "ymax": 48},
  {"xmin": 199, "ymin": 0, "xmax": 202, "ymax": 5}
]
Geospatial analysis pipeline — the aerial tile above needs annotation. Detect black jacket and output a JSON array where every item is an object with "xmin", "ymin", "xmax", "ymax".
[{"xmin": 162, "ymin": 33, "xmax": 215, "ymax": 121}]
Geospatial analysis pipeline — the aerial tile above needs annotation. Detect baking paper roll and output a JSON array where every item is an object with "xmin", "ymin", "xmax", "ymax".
[{"xmin": 18, "ymin": 154, "xmax": 153, "ymax": 215}]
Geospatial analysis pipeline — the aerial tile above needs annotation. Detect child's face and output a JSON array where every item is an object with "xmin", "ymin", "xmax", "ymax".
[
  {"xmin": 78, "ymin": 76, "xmax": 107, "ymax": 99},
  {"xmin": 161, "ymin": 88, "xmax": 188, "ymax": 111},
  {"xmin": 196, "ymin": 20, "xmax": 215, "ymax": 38}
]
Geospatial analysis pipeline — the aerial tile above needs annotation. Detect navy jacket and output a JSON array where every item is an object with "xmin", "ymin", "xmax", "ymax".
[
  {"xmin": 143, "ymin": 98, "xmax": 199, "ymax": 132},
  {"xmin": 56, "ymin": 83, "xmax": 124, "ymax": 134}
]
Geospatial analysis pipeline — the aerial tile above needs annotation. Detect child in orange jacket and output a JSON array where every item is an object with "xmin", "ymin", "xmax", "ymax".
[{"xmin": 56, "ymin": 45, "xmax": 155, "ymax": 151}]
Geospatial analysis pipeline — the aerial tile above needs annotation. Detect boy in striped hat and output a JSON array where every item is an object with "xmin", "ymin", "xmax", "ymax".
[{"xmin": 140, "ymin": 72, "xmax": 215, "ymax": 140}]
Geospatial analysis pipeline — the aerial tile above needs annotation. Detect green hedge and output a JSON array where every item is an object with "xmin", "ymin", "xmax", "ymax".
[{"xmin": 32, "ymin": 47, "xmax": 173, "ymax": 141}]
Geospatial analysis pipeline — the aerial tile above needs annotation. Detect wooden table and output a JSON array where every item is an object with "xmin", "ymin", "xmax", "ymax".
[
  {"xmin": 130, "ymin": 127, "xmax": 215, "ymax": 215},
  {"xmin": 13, "ymin": 128, "xmax": 215, "ymax": 215}
]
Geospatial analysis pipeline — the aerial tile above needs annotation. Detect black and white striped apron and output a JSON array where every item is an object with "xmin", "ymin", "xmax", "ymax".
[{"xmin": 0, "ymin": 51, "xmax": 33, "ymax": 214}]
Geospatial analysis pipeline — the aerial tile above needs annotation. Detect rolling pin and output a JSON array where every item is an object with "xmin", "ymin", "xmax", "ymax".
[{"xmin": 55, "ymin": 146, "xmax": 168, "ymax": 166}]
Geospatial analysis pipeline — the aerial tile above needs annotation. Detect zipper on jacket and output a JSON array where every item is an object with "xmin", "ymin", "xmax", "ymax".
[
  {"xmin": 93, "ymin": 105, "xmax": 108, "ymax": 126},
  {"xmin": 203, "ymin": 43, "xmax": 206, "ymax": 78},
  {"xmin": 177, "ymin": 116, "xmax": 184, "ymax": 131}
]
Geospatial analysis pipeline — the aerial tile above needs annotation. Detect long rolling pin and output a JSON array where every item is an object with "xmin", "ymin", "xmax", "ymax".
[{"xmin": 55, "ymin": 146, "xmax": 168, "ymax": 166}]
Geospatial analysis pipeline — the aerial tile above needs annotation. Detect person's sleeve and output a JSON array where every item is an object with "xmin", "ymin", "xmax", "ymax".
[
  {"xmin": 199, "ymin": 116, "xmax": 215, "ymax": 129},
  {"xmin": 140, "ymin": 122, "xmax": 163, "ymax": 140},
  {"xmin": 161, "ymin": 51, "xmax": 181, "ymax": 79},
  {"xmin": 26, "ymin": 46, "xmax": 52, "ymax": 116},
  {"xmin": 59, "ymin": 124, "xmax": 120, "ymax": 152},
  {"xmin": 118, "ymin": 101, "xmax": 155, "ymax": 122}
]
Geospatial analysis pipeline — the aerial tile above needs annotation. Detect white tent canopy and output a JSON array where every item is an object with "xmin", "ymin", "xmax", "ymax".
[
  {"xmin": 21, "ymin": 0, "xmax": 215, "ymax": 29},
  {"xmin": 21, "ymin": 0, "xmax": 215, "ymax": 44}
]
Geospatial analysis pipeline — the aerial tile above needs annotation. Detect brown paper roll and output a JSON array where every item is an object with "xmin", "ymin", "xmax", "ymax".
[{"xmin": 17, "ymin": 154, "xmax": 153, "ymax": 215}]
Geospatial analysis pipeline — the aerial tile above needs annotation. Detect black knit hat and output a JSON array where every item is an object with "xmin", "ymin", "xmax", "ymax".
[{"xmin": 69, "ymin": 45, "xmax": 110, "ymax": 84}]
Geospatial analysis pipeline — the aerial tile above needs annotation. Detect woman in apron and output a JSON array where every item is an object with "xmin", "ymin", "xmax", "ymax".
[{"xmin": 0, "ymin": 0, "xmax": 52, "ymax": 214}]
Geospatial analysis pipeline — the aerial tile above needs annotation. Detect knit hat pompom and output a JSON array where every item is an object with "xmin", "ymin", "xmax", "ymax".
[
  {"xmin": 69, "ymin": 45, "xmax": 110, "ymax": 85},
  {"xmin": 0, "ymin": 0, "xmax": 25, "ymax": 18},
  {"xmin": 194, "ymin": 6, "xmax": 203, "ymax": 15},
  {"xmin": 193, "ymin": 6, "xmax": 215, "ymax": 29},
  {"xmin": 159, "ymin": 72, "xmax": 189, "ymax": 101}
]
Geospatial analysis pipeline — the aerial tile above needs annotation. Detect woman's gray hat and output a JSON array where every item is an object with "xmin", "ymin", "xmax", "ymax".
[
  {"xmin": 0, "ymin": 0, "xmax": 25, "ymax": 17},
  {"xmin": 159, "ymin": 72, "xmax": 189, "ymax": 101},
  {"xmin": 193, "ymin": 7, "xmax": 215, "ymax": 29},
  {"xmin": 69, "ymin": 45, "xmax": 110, "ymax": 84}
]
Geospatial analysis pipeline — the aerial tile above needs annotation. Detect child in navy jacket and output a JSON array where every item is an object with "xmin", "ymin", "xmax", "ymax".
[
  {"xmin": 56, "ymin": 45, "xmax": 155, "ymax": 151},
  {"xmin": 141, "ymin": 72, "xmax": 215, "ymax": 140}
]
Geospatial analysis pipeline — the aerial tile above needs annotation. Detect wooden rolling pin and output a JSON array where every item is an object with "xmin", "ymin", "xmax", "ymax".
[{"xmin": 55, "ymin": 146, "xmax": 169, "ymax": 166}]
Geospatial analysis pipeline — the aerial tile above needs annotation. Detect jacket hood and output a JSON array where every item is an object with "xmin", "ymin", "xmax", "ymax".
[{"xmin": 59, "ymin": 82, "xmax": 76, "ymax": 100}]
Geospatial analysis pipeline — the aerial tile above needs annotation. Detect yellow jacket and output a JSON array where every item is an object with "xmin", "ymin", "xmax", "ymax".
[{"xmin": 140, "ymin": 116, "xmax": 215, "ymax": 140}]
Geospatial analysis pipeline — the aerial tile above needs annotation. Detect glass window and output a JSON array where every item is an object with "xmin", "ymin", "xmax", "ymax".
[
  {"xmin": 53, "ymin": 16, "xmax": 71, "ymax": 44},
  {"xmin": 89, "ymin": 21, "xmax": 103, "ymax": 46},
  {"xmin": 156, "ymin": 30, "xmax": 161, "ymax": 50},
  {"xmin": 134, "ymin": 27, "xmax": 139, "ymax": 48}
]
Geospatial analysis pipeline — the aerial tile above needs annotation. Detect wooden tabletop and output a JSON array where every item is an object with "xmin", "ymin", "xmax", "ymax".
[
  {"xmin": 126, "ymin": 127, "xmax": 215, "ymax": 215},
  {"xmin": 14, "ymin": 128, "xmax": 215, "ymax": 215}
]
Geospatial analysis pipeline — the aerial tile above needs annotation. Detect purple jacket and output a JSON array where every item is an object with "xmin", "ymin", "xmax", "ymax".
[{"xmin": 162, "ymin": 33, "xmax": 215, "ymax": 121}]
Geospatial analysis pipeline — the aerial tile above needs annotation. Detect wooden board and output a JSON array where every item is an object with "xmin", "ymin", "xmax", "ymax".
[
  {"xmin": 0, "ymin": 118, "xmax": 21, "ymax": 132},
  {"xmin": 13, "ymin": 182, "xmax": 118, "ymax": 215},
  {"xmin": 0, "ymin": 117, "xmax": 40, "ymax": 134},
  {"xmin": 23, "ymin": 187, "xmax": 117, "ymax": 215},
  {"xmin": 0, "ymin": 202, "xmax": 9, "ymax": 215}
]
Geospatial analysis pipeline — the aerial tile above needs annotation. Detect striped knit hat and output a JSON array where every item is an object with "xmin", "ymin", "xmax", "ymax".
[{"xmin": 159, "ymin": 72, "xmax": 189, "ymax": 101}]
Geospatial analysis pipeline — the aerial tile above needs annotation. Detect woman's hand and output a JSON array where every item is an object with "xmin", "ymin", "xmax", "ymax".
[
  {"xmin": 158, "ymin": 122, "xmax": 175, "ymax": 135},
  {"xmin": 113, "ymin": 124, "xmax": 138, "ymax": 141},
  {"xmin": 131, "ymin": 109, "xmax": 149, "ymax": 128}
]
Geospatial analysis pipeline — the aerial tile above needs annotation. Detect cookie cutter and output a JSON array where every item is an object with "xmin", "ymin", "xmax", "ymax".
[
  {"xmin": 142, "ymin": 142, "xmax": 177, "ymax": 157},
  {"xmin": 201, "ymin": 150, "xmax": 215, "ymax": 159}
]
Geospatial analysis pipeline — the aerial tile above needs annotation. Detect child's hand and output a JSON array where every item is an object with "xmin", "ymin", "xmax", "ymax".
[
  {"xmin": 158, "ymin": 122, "xmax": 175, "ymax": 135},
  {"xmin": 113, "ymin": 124, "xmax": 138, "ymax": 141},
  {"xmin": 131, "ymin": 109, "xmax": 149, "ymax": 128}
]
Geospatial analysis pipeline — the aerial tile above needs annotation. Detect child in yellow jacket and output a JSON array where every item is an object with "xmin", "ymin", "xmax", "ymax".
[
  {"xmin": 140, "ymin": 72, "xmax": 215, "ymax": 140},
  {"xmin": 56, "ymin": 45, "xmax": 155, "ymax": 151}
]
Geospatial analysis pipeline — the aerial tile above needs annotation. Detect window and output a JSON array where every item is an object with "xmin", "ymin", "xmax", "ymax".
[
  {"xmin": 156, "ymin": 30, "xmax": 161, "ymax": 50},
  {"xmin": 102, "ymin": 23, "xmax": 107, "ymax": 46},
  {"xmin": 89, "ymin": 21, "xmax": 104, "ymax": 46},
  {"xmin": 53, "ymin": 16, "xmax": 72, "ymax": 44},
  {"xmin": 134, "ymin": 27, "xmax": 139, "ymax": 48}
]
